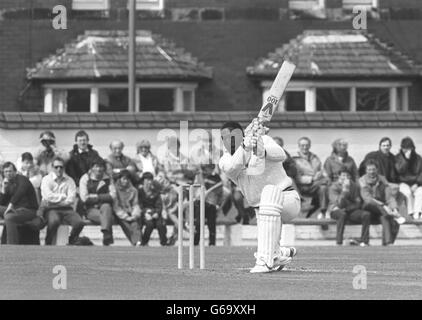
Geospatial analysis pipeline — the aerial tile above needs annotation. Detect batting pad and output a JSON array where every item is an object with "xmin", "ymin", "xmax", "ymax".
[{"xmin": 255, "ymin": 185, "xmax": 284, "ymax": 268}]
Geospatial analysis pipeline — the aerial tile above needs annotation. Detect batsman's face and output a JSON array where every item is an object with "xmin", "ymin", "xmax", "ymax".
[{"xmin": 221, "ymin": 128, "xmax": 243, "ymax": 155}]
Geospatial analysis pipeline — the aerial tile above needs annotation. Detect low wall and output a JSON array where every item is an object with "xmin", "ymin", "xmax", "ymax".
[{"xmin": 0, "ymin": 112, "xmax": 421, "ymax": 166}]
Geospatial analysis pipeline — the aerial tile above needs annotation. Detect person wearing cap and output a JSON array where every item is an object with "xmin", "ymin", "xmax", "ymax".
[
  {"xmin": 113, "ymin": 170, "xmax": 142, "ymax": 246},
  {"xmin": 34, "ymin": 131, "xmax": 68, "ymax": 176},
  {"xmin": 105, "ymin": 140, "xmax": 138, "ymax": 183},
  {"xmin": 134, "ymin": 139, "xmax": 161, "ymax": 178},
  {"xmin": 395, "ymin": 137, "xmax": 422, "ymax": 219}
]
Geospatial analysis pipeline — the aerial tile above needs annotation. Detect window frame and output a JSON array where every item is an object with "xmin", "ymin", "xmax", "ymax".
[
  {"xmin": 72, "ymin": 0, "xmax": 110, "ymax": 11},
  {"xmin": 43, "ymin": 82, "xmax": 198, "ymax": 113}
]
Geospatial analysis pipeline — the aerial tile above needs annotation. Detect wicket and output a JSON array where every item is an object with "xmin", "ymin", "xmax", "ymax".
[{"xmin": 177, "ymin": 184, "xmax": 206, "ymax": 270}]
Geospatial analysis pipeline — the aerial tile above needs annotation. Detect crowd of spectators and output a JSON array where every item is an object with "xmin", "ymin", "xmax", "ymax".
[{"xmin": 0, "ymin": 129, "xmax": 421, "ymax": 247}]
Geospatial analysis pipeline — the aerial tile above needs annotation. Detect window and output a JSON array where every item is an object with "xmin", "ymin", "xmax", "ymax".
[
  {"xmin": 139, "ymin": 88, "xmax": 174, "ymax": 111},
  {"xmin": 342, "ymin": 0, "xmax": 378, "ymax": 10},
  {"xmin": 316, "ymin": 88, "xmax": 350, "ymax": 111},
  {"xmin": 67, "ymin": 89, "xmax": 90, "ymax": 112},
  {"xmin": 99, "ymin": 89, "xmax": 128, "ymax": 112},
  {"xmin": 356, "ymin": 88, "xmax": 389, "ymax": 111},
  {"xmin": 289, "ymin": 0, "xmax": 325, "ymax": 10},
  {"xmin": 285, "ymin": 91, "xmax": 305, "ymax": 111},
  {"xmin": 72, "ymin": 0, "xmax": 110, "ymax": 10},
  {"xmin": 127, "ymin": 0, "xmax": 165, "ymax": 11}
]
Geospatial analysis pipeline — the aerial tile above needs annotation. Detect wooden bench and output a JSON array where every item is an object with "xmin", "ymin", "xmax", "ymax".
[{"xmin": 0, "ymin": 217, "xmax": 239, "ymax": 246}]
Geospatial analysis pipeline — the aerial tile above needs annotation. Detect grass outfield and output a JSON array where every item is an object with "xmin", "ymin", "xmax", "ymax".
[{"xmin": 0, "ymin": 245, "xmax": 421, "ymax": 300}]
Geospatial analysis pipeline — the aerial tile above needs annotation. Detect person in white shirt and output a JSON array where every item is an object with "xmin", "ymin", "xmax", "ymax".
[
  {"xmin": 219, "ymin": 120, "xmax": 300, "ymax": 273},
  {"xmin": 134, "ymin": 140, "xmax": 161, "ymax": 178},
  {"xmin": 40, "ymin": 157, "xmax": 84, "ymax": 245}
]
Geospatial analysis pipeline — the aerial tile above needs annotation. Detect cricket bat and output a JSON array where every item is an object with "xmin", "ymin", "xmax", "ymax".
[
  {"xmin": 250, "ymin": 60, "xmax": 296, "ymax": 160},
  {"xmin": 257, "ymin": 60, "xmax": 296, "ymax": 123}
]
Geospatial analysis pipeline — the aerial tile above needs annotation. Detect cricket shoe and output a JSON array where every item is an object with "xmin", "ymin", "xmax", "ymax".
[{"xmin": 250, "ymin": 255, "xmax": 292, "ymax": 273}]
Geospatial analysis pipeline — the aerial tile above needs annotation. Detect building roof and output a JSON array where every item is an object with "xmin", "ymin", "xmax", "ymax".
[
  {"xmin": 247, "ymin": 30, "xmax": 422, "ymax": 80},
  {"xmin": 27, "ymin": 30, "xmax": 213, "ymax": 82}
]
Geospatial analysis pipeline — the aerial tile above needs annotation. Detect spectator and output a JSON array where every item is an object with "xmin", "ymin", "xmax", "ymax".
[
  {"xmin": 359, "ymin": 160, "xmax": 400, "ymax": 246},
  {"xmin": 161, "ymin": 136, "xmax": 200, "ymax": 185},
  {"xmin": 66, "ymin": 130, "xmax": 101, "ymax": 186},
  {"xmin": 106, "ymin": 140, "xmax": 138, "ymax": 183},
  {"xmin": 113, "ymin": 170, "xmax": 142, "ymax": 246},
  {"xmin": 358, "ymin": 137, "xmax": 398, "ymax": 183},
  {"xmin": 79, "ymin": 159, "xmax": 115, "ymax": 246},
  {"xmin": 293, "ymin": 137, "xmax": 329, "ymax": 218},
  {"xmin": 134, "ymin": 140, "xmax": 161, "ymax": 177},
  {"xmin": 0, "ymin": 162, "xmax": 38, "ymax": 244},
  {"xmin": 389, "ymin": 183, "xmax": 409, "ymax": 221},
  {"xmin": 34, "ymin": 131, "xmax": 68, "ymax": 176},
  {"xmin": 324, "ymin": 138, "xmax": 359, "ymax": 183},
  {"xmin": 16, "ymin": 152, "xmax": 42, "ymax": 203},
  {"xmin": 193, "ymin": 164, "xmax": 220, "ymax": 246},
  {"xmin": 395, "ymin": 137, "xmax": 422, "ymax": 220},
  {"xmin": 139, "ymin": 172, "xmax": 167, "ymax": 246},
  {"xmin": 40, "ymin": 157, "xmax": 84, "ymax": 245},
  {"xmin": 157, "ymin": 171, "xmax": 180, "ymax": 246},
  {"xmin": 328, "ymin": 167, "xmax": 371, "ymax": 246},
  {"xmin": 273, "ymin": 136, "xmax": 298, "ymax": 180}
]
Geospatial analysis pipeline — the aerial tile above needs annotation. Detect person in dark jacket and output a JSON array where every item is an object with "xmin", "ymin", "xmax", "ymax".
[
  {"xmin": 395, "ymin": 137, "xmax": 422, "ymax": 219},
  {"xmin": 273, "ymin": 136, "xmax": 298, "ymax": 181},
  {"xmin": 324, "ymin": 138, "xmax": 359, "ymax": 183},
  {"xmin": 0, "ymin": 162, "xmax": 39, "ymax": 244},
  {"xmin": 359, "ymin": 137, "xmax": 398, "ymax": 183},
  {"xmin": 79, "ymin": 159, "xmax": 116, "ymax": 246},
  {"xmin": 139, "ymin": 172, "xmax": 166, "ymax": 246},
  {"xmin": 328, "ymin": 166, "xmax": 371, "ymax": 246},
  {"xmin": 66, "ymin": 130, "xmax": 101, "ymax": 186}
]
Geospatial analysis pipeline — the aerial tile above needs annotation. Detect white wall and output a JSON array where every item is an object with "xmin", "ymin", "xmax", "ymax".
[{"xmin": 0, "ymin": 127, "xmax": 421, "ymax": 166}]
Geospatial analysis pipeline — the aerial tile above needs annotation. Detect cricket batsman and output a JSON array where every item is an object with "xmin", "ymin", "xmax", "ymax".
[{"xmin": 219, "ymin": 120, "xmax": 301, "ymax": 273}]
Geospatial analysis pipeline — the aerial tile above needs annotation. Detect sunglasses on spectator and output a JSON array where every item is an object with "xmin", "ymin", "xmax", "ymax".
[{"xmin": 54, "ymin": 165, "xmax": 64, "ymax": 169}]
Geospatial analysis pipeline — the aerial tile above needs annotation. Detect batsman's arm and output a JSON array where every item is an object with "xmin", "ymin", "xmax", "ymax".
[
  {"xmin": 219, "ymin": 147, "xmax": 249, "ymax": 179},
  {"xmin": 263, "ymin": 136, "xmax": 286, "ymax": 162}
]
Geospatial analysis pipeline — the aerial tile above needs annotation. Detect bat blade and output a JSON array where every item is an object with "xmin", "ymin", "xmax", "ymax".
[{"xmin": 257, "ymin": 60, "xmax": 296, "ymax": 122}]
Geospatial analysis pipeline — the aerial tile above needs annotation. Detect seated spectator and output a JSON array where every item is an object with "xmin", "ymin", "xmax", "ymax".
[
  {"xmin": 359, "ymin": 137, "xmax": 398, "ymax": 183},
  {"xmin": 113, "ymin": 170, "xmax": 142, "ymax": 246},
  {"xmin": 359, "ymin": 160, "xmax": 400, "ymax": 246},
  {"xmin": 106, "ymin": 140, "xmax": 138, "ymax": 183},
  {"xmin": 193, "ymin": 164, "xmax": 220, "ymax": 246},
  {"xmin": 328, "ymin": 167, "xmax": 371, "ymax": 246},
  {"xmin": 395, "ymin": 137, "xmax": 422, "ymax": 220},
  {"xmin": 389, "ymin": 183, "xmax": 409, "ymax": 221},
  {"xmin": 273, "ymin": 136, "xmax": 298, "ymax": 181},
  {"xmin": 293, "ymin": 137, "xmax": 329, "ymax": 218},
  {"xmin": 66, "ymin": 130, "xmax": 101, "ymax": 186},
  {"xmin": 0, "ymin": 162, "xmax": 38, "ymax": 244},
  {"xmin": 157, "ymin": 171, "xmax": 180, "ymax": 246},
  {"xmin": 16, "ymin": 152, "xmax": 42, "ymax": 203},
  {"xmin": 34, "ymin": 131, "xmax": 68, "ymax": 176},
  {"xmin": 324, "ymin": 138, "xmax": 359, "ymax": 183},
  {"xmin": 40, "ymin": 157, "xmax": 84, "ymax": 245},
  {"xmin": 139, "ymin": 172, "xmax": 167, "ymax": 246},
  {"xmin": 134, "ymin": 140, "xmax": 161, "ymax": 177},
  {"xmin": 79, "ymin": 159, "xmax": 115, "ymax": 246},
  {"xmin": 158, "ymin": 136, "xmax": 198, "ymax": 186}
]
